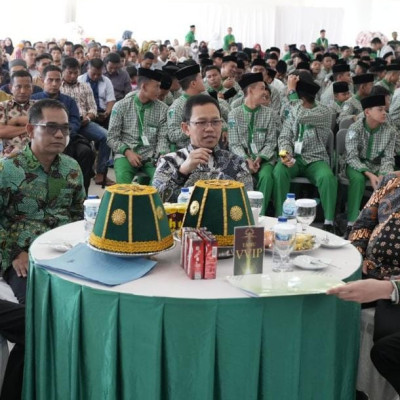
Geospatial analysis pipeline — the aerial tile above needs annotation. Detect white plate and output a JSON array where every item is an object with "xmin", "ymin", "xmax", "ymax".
[
  {"xmin": 87, "ymin": 242, "xmax": 175, "ymax": 258},
  {"xmin": 293, "ymin": 255, "xmax": 332, "ymax": 270},
  {"xmin": 319, "ymin": 237, "xmax": 350, "ymax": 249}
]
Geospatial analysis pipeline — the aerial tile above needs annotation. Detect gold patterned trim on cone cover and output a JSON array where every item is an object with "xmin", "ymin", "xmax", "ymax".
[{"xmin": 89, "ymin": 183, "xmax": 172, "ymax": 254}]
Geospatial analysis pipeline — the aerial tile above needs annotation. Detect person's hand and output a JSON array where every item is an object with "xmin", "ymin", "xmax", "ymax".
[
  {"xmin": 365, "ymin": 172, "xmax": 380, "ymax": 189},
  {"xmin": 12, "ymin": 251, "xmax": 29, "ymax": 278},
  {"xmin": 287, "ymin": 74, "xmax": 299, "ymax": 91},
  {"xmin": 217, "ymin": 92, "xmax": 225, "ymax": 99},
  {"xmin": 7, "ymin": 117, "xmax": 20, "ymax": 126},
  {"xmin": 125, "ymin": 149, "xmax": 142, "ymax": 167},
  {"xmin": 223, "ymin": 77, "xmax": 235, "ymax": 89},
  {"xmin": 179, "ymin": 148, "xmax": 211, "ymax": 175},
  {"xmin": 81, "ymin": 116, "xmax": 90, "ymax": 127},
  {"xmin": 247, "ymin": 158, "xmax": 259, "ymax": 174},
  {"xmin": 327, "ymin": 279, "xmax": 393, "ymax": 303},
  {"xmin": 253, "ymin": 156, "xmax": 262, "ymax": 171},
  {"xmin": 280, "ymin": 152, "xmax": 295, "ymax": 167}
]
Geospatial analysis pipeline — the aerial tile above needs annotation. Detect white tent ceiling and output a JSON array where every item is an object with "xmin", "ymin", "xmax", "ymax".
[{"xmin": 2, "ymin": 0, "xmax": 399, "ymax": 50}]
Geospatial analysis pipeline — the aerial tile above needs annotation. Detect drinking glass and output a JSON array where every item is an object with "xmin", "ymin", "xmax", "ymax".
[
  {"xmin": 295, "ymin": 199, "xmax": 317, "ymax": 232},
  {"xmin": 247, "ymin": 191, "xmax": 264, "ymax": 225},
  {"xmin": 273, "ymin": 226, "xmax": 296, "ymax": 272}
]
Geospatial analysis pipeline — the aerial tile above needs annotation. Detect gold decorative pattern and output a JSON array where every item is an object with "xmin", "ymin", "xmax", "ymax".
[
  {"xmin": 230, "ymin": 206, "xmax": 243, "ymax": 221},
  {"xmin": 111, "ymin": 209, "xmax": 126, "ymax": 225},
  {"xmin": 156, "ymin": 206, "xmax": 165, "ymax": 220},
  {"xmin": 240, "ymin": 187, "xmax": 252, "ymax": 224},
  {"xmin": 149, "ymin": 194, "xmax": 161, "ymax": 241},
  {"xmin": 128, "ymin": 194, "xmax": 133, "ymax": 242},
  {"xmin": 197, "ymin": 187, "xmax": 209, "ymax": 229},
  {"xmin": 195, "ymin": 179, "xmax": 243, "ymax": 189},
  {"xmin": 214, "ymin": 234, "xmax": 234, "ymax": 246},
  {"xmin": 102, "ymin": 192, "xmax": 114, "ymax": 238},
  {"xmin": 189, "ymin": 201, "xmax": 200, "ymax": 216},
  {"xmin": 89, "ymin": 233, "xmax": 174, "ymax": 253},
  {"xmin": 223, "ymin": 188, "xmax": 227, "ymax": 235},
  {"xmin": 107, "ymin": 183, "xmax": 156, "ymax": 196}
]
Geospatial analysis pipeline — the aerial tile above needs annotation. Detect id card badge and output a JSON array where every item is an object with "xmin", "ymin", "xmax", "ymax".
[
  {"xmin": 294, "ymin": 141, "xmax": 303, "ymax": 155},
  {"xmin": 141, "ymin": 136, "xmax": 150, "ymax": 146},
  {"xmin": 250, "ymin": 142, "xmax": 258, "ymax": 154}
]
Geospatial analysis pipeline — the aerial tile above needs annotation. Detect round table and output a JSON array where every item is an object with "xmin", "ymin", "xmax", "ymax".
[{"xmin": 24, "ymin": 219, "xmax": 362, "ymax": 400}]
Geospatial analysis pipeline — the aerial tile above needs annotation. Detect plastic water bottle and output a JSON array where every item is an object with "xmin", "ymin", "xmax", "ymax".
[
  {"xmin": 84, "ymin": 196, "xmax": 101, "ymax": 239},
  {"xmin": 282, "ymin": 193, "xmax": 297, "ymax": 225},
  {"xmin": 272, "ymin": 216, "xmax": 296, "ymax": 272},
  {"xmin": 177, "ymin": 187, "xmax": 190, "ymax": 204}
]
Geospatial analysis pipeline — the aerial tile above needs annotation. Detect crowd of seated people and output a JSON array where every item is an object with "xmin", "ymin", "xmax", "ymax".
[{"xmin": 1, "ymin": 31, "xmax": 400, "ymax": 399}]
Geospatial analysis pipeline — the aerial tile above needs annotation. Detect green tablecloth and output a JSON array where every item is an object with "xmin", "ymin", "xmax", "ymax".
[{"xmin": 23, "ymin": 264, "xmax": 361, "ymax": 400}]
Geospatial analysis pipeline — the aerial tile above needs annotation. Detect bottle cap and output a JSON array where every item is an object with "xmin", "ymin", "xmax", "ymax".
[
  {"xmin": 286, "ymin": 193, "xmax": 295, "ymax": 199},
  {"xmin": 181, "ymin": 188, "xmax": 189, "ymax": 193},
  {"xmin": 278, "ymin": 216, "xmax": 287, "ymax": 222}
]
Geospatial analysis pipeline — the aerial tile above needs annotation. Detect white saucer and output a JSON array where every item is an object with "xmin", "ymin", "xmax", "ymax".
[
  {"xmin": 320, "ymin": 237, "xmax": 350, "ymax": 249},
  {"xmin": 293, "ymin": 255, "xmax": 333, "ymax": 270}
]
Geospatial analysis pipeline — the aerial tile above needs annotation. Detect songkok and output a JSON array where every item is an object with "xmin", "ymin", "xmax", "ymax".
[
  {"xmin": 175, "ymin": 64, "xmax": 200, "ymax": 81},
  {"xmin": 297, "ymin": 77, "xmax": 320, "ymax": 96},
  {"xmin": 190, "ymin": 25, "xmax": 195, "ymax": 28},
  {"xmin": 236, "ymin": 59, "xmax": 245, "ymax": 69},
  {"xmin": 212, "ymin": 51, "xmax": 224, "ymax": 59},
  {"xmin": 162, "ymin": 62, "xmax": 179, "ymax": 77},
  {"xmin": 333, "ymin": 81, "xmax": 349, "ymax": 93},
  {"xmin": 352, "ymin": 73, "xmax": 374, "ymax": 85},
  {"xmin": 138, "ymin": 68, "xmax": 163, "ymax": 82},
  {"xmin": 276, "ymin": 60, "xmax": 287, "ymax": 74},
  {"xmin": 266, "ymin": 68, "xmax": 277, "ymax": 78},
  {"xmin": 297, "ymin": 62, "xmax": 310, "ymax": 70},
  {"xmin": 159, "ymin": 72, "xmax": 172, "ymax": 90},
  {"xmin": 269, "ymin": 47, "xmax": 280, "ymax": 53},
  {"xmin": 361, "ymin": 95, "xmax": 386, "ymax": 110},
  {"xmin": 251, "ymin": 58, "xmax": 266, "ymax": 68},
  {"xmin": 356, "ymin": 61, "xmax": 370, "ymax": 70},
  {"xmin": 201, "ymin": 59, "xmax": 213, "ymax": 66},
  {"xmin": 238, "ymin": 72, "xmax": 264, "ymax": 90},
  {"xmin": 332, "ymin": 64, "xmax": 350, "ymax": 74},
  {"xmin": 222, "ymin": 55, "xmax": 237, "ymax": 64},
  {"xmin": 386, "ymin": 64, "xmax": 400, "ymax": 71},
  {"xmin": 198, "ymin": 53, "xmax": 210, "ymax": 60}
]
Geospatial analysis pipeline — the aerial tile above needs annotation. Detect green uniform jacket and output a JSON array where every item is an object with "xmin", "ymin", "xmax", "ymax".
[{"xmin": 345, "ymin": 117, "xmax": 396, "ymax": 175}]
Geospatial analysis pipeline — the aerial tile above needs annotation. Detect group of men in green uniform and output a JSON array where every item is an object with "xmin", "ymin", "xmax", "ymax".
[{"xmin": 105, "ymin": 27, "xmax": 400, "ymax": 239}]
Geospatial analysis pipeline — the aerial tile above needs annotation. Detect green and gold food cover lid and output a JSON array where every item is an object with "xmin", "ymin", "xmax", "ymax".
[
  {"xmin": 89, "ymin": 184, "xmax": 173, "ymax": 254},
  {"xmin": 182, "ymin": 180, "xmax": 254, "ymax": 246}
]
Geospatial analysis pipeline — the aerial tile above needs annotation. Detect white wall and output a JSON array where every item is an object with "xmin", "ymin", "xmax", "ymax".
[{"xmin": 1, "ymin": 0, "xmax": 399, "ymax": 50}]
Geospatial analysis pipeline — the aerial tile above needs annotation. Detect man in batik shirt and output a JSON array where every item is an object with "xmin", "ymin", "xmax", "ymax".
[
  {"xmin": 153, "ymin": 94, "xmax": 252, "ymax": 202},
  {"xmin": 0, "ymin": 70, "xmax": 35, "ymax": 157},
  {"xmin": 0, "ymin": 99, "xmax": 85, "ymax": 304}
]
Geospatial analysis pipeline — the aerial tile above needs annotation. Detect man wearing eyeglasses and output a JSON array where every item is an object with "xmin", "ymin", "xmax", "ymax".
[
  {"xmin": 153, "ymin": 94, "xmax": 253, "ymax": 202},
  {"xmin": 0, "ymin": 99, "xmax": 85, "ymax": 304}
]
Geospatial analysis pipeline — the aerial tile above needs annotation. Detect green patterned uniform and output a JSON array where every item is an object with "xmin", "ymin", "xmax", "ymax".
[
  {"xmin": 345, "ymin": 117, "xmax": 396, "ymax": 222},
  {"xmin": 375, "ymin": 79, "xmax": 395, "ymax": 95},
  {"xmin": 389, "ymin": 95, "xmax": 400, "ymax": 154},
  {"xmin": 337, "ymin": 95, "xmax": 363, "ymax": 125},
  {"xmin": 228, "ymin": 104, "xmax": 278, "ymax": 214},
  {"xmin": 108, "ymin": 93, "xmax": 169, "ymax": 183},
  {"xmin": 0, "ymin": 146, "xmax": 85, "ymax": 272},
  {"xmin": 273, "ymin": 96, "xmax": 337, "ymax": 219}
]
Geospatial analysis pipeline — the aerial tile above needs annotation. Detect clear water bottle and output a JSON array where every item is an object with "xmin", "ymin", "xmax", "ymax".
[
  {"xmin": 282, "ymin": 193, "xmax": 297, "ymax": 225},
  {"xmin": 272, "ymin": 216, "xmax": 296, "ymax": 272},
  {"xmin": 177, "ymin": 187, "xmax": 190, "ymax": 204},
  {"xmin": 84, "ymin": 196, "xmax": 101, "ymax": 240}
]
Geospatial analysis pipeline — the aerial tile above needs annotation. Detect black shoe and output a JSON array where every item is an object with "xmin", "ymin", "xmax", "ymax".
[
  {"xmin": 344, "ymin": 225, "xmax": 353, "ymax": 240},
  {"xmin": 322, "ymin": 224, "xmax": 334, "ymax": 233}
]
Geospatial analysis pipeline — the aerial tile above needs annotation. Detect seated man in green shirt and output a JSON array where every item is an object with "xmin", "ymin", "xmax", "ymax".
[
  {"xmin": 375, "ymin": 64, "xmax": 400, "ymax": 96},
  {"xmin": 273, "ymin": 72, "xmax": 338, "ymax": 233},
  {"xmin": 344, "ymin": 95, "xmax": 396, "ymax": 239},
  {"xmin": 228, "ymin": 73, "xmax": 278, "ymax": 215},
  {"xmin": 0, "ymin": 99, "xmax": 85, "ymax": 303},
  {"xmin": 107, "ymin": 68, "xmax": 169, "ymax": 184}
]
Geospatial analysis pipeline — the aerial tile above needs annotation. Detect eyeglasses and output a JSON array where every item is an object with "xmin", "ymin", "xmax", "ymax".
[
  {"xmin": 32, "ymin": 123, "xmax": 70, "ymax": 136},
  {"xmin": 189, "ymin": 119, "xmax": 223, "ymax": 128}
]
